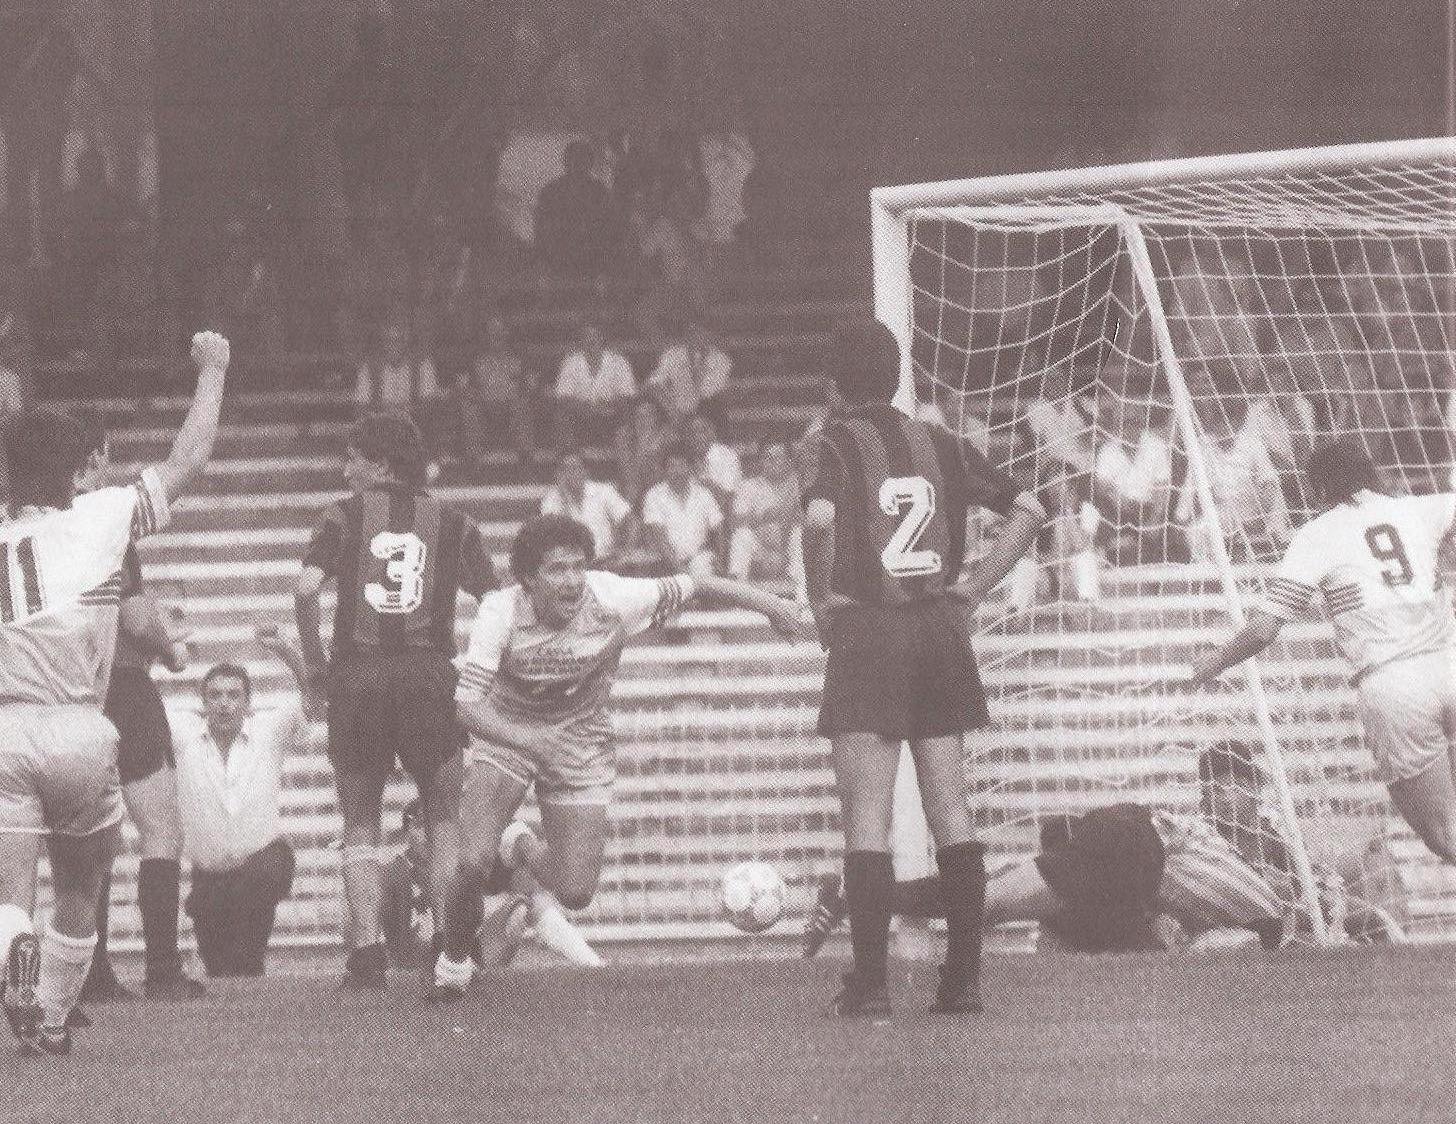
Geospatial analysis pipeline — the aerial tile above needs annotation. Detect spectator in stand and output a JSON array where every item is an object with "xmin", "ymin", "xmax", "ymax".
[
  {"xmin": 201, "ymin": 219, "xmax": 286, "ymax": 370},
  {"xmin": 728, "ymin": 442, "xmax": 802, "ymax": 583},
  {"xmin": 620, "ymin": 396, "xmax": 671, "ymax": 503},
  {"xmin": 641, "ymin": 440, "xmax": 725, "ymax": 576},
  {"xmin": 535, "ymin": 140, "xmax": 619, "ymax": 289},
  {"xmin": 354, "ymin": 313, "xmax": 445, "ymax": 477},
  {"xmin": 636, "ymin": 186, "xmax": 707, "ymax": 347},
  {"xmin": 458, "ymin": 314, "xmax": 535, "ymax": 472},
  {"xmin": 691, "ymin": 121, "xmax": 756, "ymax": 263},
  {"xmin": 553, "ymin": 319, "xmax": 636, "ymax": 484},
  {"xmin": 1090, "ymin": 393, "xmax": 1178, "ymax": 565},
  {"xmin": 646, "ymin": 316, "xmax": 732, "ymax": 429},
  {"xmin": 174, "ymin": 627, "xmax": 319, "ymax": 977},
  {"xmin": 540, "ymin": 452, "xmax": 636, "ymax": 564},
  {"xmin": 683, "ymin": 411, "xmax": 741, "ymax": 513},
  {"xmin": 1179, "ymin": 395, "xmax": 1289, "ymax": 563}
]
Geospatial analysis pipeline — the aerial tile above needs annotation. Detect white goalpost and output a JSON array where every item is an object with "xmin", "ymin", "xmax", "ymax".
[{"xmin": 873, "ymin": 137, "xmax": 1456, "ymax": 946}]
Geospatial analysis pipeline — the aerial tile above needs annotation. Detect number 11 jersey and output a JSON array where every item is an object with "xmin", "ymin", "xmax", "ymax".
[
  {"xmin": 305, "ymin": 486, "xmax": 496, "ymax": 658},
  {"xmin": 805, "ymin": 402, "xmax": 1025, "ymax": 605},
  {"xmin": 1260, "ymin": 489, "xmax": 1456, "ymax": 681}
]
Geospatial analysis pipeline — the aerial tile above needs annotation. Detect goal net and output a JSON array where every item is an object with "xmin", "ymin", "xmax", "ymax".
[{"xmin": 874, "ymin": 138, "xmax": 1456, "ymax": 946}]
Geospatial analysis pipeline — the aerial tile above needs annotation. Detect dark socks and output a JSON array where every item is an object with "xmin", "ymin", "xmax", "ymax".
[
  {"xmin": 138, "ymin": 858, "xmax": 182, "ymax": 978},
  {"xmin": 893, "ymin": 876, "xmax": 946, "ymax": 919},
  {"xmin": 445, "ymin": 883, "xmax": 484, "ymax": 963},
  {"xmin": 936, "ymin": 841, "xmax": 987, "ymax": 986},
  {"xmin": 843, "ymin": 850, "xmax": 893, "ymax": 988}
]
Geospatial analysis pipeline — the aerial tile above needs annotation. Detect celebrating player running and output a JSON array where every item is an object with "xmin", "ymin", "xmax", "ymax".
[
  {"xmin": 431, "ymin": 513, "xmax": 809, "ymax": 1001},
  {"xmin": 0, "ymin": 331, "xmax": 229, "ymax": 1055},
  {"xmin": 1190, "ymin": 435, "xmax": 1456, "ymax": 865}
]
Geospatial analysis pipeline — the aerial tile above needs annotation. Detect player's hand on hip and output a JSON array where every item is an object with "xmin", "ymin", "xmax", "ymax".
[{"xmin": 190, "ymin": 330, "xmax": 231, "ymax": 371}]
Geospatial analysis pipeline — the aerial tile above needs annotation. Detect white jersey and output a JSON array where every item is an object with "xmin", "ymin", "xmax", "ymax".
[
  {"xmin": 456, "ymin": 571, "xmax": 692, "ymax": 731},
  {"xmin": 1260, "ymin": 489, "xmax": 1456, "ymax": 681},
  {"xmin": 0, "ymin": 468, "xmax": 170, "ymax": 706}
]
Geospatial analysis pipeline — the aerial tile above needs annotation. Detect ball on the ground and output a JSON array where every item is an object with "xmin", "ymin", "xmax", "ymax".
[{"xmin": 719, "ymin": 860, "xmax": 786, "ymax": 933}]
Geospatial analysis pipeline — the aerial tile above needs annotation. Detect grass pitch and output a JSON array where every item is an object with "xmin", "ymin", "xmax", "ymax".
[{"xmin": 10, "ymin": 944, "xmax": 1456, "ymax": 1124}]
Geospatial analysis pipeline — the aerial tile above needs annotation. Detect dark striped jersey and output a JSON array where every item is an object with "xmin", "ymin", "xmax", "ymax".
[
  {"xmin": 304, "ymin": 487, "xmax": 496, "ymax": 657},
  {"xmin": 804, "ymin": 403, "xmax": 1024, "ymax": 605},
  {"xmin": 112, "ymin": 544, "xmax": 152, "ymax": 672}
]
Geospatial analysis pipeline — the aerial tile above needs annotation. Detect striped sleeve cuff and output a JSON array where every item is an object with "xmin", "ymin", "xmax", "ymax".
[
  {"xmin": 130, "ymin": 467, "xmax": 172, "ymax": 539},
  {"xmin": 650, "ymin": 575, "xmax": 694, "ymax": 629},
  {"xmin": 1260, "ymin": 576, "xmax": 1316, "ymax": 620},
  {"xmin": 455, "ymin": 662, "xmax": 495, "ymax": 703}
]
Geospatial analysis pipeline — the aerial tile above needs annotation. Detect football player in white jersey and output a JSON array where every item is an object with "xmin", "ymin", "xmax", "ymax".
[
  {"xmin": 1189, "ymin": 436, "xmax": 1456, "ymax": 866},
  {"xmin": 430, "ymin": 513, "xmax": 810, "ymax": 1000},
  {"xmin": 0, "ymin": 332, "xmax": 229, "ymax": 1055}
]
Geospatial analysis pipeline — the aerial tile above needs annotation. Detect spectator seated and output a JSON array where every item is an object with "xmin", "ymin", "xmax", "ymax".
[
  {"xmin": 641, "ymin": 440, "xmax": 724, "ymax": 577},
  {"xmin": 728, "ymin": 442, "xmax": 802, "ymax": 586},
  {"xmin": 458, "ymin": 314, "xmax": 535, "ymax": 472},
  {"xmin": 553, "ymin": 319, "xmax": 637, "ymax": 484},
  {"xmin": 540, "ymin": 452, "xmax": 636, "ymax": 567},
  {"xmin": 647, "ymin": 315, "xmax": 732, "ymax": 430}
]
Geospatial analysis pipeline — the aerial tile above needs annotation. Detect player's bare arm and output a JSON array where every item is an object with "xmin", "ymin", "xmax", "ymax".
[
  {"xmin": 257, "ymin": 623, "xmax": 325, "ymax": 723},
  {"xmin": 294, "ymin": 565, "xmax": 331, "ymax": 677},
  {"xmin": 150, "ymin": 331, "xmax": 231, "ymax": 504},
  {"xmin": 801, "ymin": 497, "xmax": 836, "ymax": 642},
  {"xmin": 1189, "ymin": 609, "xmax": 1285, "ymax": 686},
  {"xmin": 692, "ymin": 574, "xmax": 812, "ymax": 641},
  {"xmin": 948, "ymin": 492, "xmax": 1048, "ymax": 610}
]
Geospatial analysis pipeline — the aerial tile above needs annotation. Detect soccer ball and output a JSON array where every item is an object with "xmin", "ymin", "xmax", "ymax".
[{"xmin": 719, "ymin": 860, "xmax": 786, "ymax": 933}]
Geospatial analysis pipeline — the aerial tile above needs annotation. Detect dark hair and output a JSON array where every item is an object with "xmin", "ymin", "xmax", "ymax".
[
  {"xmin": 202, "ymin": 663, "xmax": 252, "ymax": 698},
  {"xmin": 509, "ymin": 514, "xmax": 596, "ymax": 580},
  {"xmin": 1198, "ymin": 740, "xmax": 1263, "ymax": 788},
  {"xmin": 349, "ymin": 412, "xmax": 428, "ymax": 486},
  {"xmin": 1305, "ymin": 435, "xmax": 1382, "ymax": 507},
  {"xmin": 5, "ymin": 407, "xmax": 107, "ymax": 509},
  {"xmin": 825, "ymin": 319, "xmax": 902, "ymax": 405}
]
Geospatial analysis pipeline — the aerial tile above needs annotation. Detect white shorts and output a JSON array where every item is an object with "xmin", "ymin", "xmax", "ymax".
[
  {"xmin": 0, "ymin": 704, "xmax": 124, "ymax": 836},
  {"xmin": 1356, "ymin": 650, "xmax": 1456, "ymax": 785},
  {"xmin": 469, "ymin": 712, "xmax": 615, "ymax": 807}
]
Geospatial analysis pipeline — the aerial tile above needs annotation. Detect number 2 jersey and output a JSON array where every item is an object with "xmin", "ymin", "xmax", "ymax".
[
  {"xmin": 1260, "ymin": 489, "xmax": 1456, "ymax": 682},
  {"xmin": 0, "ymin": 468, "xmax": 170, "ymax": 706},
  {"xmin": 805, "ymin": 401, "xmax": 1037, "ymax": 605},
  {"xmin": 304, "ymin": 486, "xmax": 496, "ymax": 658}
]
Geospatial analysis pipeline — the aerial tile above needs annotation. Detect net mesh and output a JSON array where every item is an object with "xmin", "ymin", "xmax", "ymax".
[{"xmin": 902, "ymin": 149, "xmax": 1456, "ymax": 945}]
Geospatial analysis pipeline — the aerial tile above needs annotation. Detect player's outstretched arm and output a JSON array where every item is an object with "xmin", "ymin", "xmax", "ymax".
[
  {"xmin": 1188, "ymin": 609, "xmax": 1284, "ymax": 686},
  {"xmin": 256, "ymin": 623, "xmax": 324, "ymax": 722},
  {"xmin": 151, "ymin": 331, "xmax": 230, "ymax": 504},
  {"xmin": 691, "ymin": 574, "xmax": 813, "ymax": 641},
  {"xmin": 949, "ymin": 493, "xmax": 1048, "ymax": 610}
]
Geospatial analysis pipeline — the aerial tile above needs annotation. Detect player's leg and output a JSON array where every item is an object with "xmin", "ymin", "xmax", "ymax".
[
  {"xmin": 335, "ymin": 769, "xmax": 389, "ymax": 985},
  {"xmin": 518, "ymin": 797, "xmax": 610, "ymax": 910},
  {"xmin": 907, "ymin": 734, "xmax": 986, "ymax": 1013},
  {"xmin": 508, "ymin": 866, "xmax": 604, "ymax": 967},
  {"xmin": 0, "ymin": 831, "xmax": 43, "ymax": 1045},
  {"xmin": 828, "ymin": 733, "xmax": 900, "ymax": 1013},
  {"xmin": 1359, "ymin": 667, "xmax": 1456, "ymax": 863},
  {"xmin": 41, "ymin": 826, "xmax": 120, "ymax": 1034},
  {"xmin": 434, "ymin": 759, "xmax": 527, "ymax": 999},
  {"xmin": 1386, "ymin": 764, "xmax": 1456, "ymax": 863},
  {"xmin": 983, "ymin": 857, "xmax": 1063, "ymax": 926},
  {"xmin": 121, "ymin": 767, "xmax": 201, "ymax": 997}
]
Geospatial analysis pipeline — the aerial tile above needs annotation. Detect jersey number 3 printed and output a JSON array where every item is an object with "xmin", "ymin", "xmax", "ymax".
[
  {"xmin": 365, "ymin": 531, "xmax": 428, "ymax": 613},
  {"xmin": 880, "ymin": 476, "xmax": 941, "ymax": 577}
]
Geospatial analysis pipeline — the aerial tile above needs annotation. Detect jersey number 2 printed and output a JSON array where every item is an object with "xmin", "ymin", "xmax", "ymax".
[
  {"xmin": 365, "ymin": 531, "xmax": 428, "ymax": 613},
  {"xmin": 880, "ymin": 476, "xmax": 941, "ymax": 577}
]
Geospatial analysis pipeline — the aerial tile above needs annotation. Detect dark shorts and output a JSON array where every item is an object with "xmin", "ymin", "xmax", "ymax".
[
  {"xmin": 103, "ymin": 667, "xmax": 176, "ymax": 785},
  {"xmin": 326, "ymin": 649, "xmax": 462, "ymax": 788},
  {"xmin": 817, "ymin": 599, "xmax": 990, "ymax": 740},
  {"xmin": 1035, "ymin": 803, "xmax": 1166, "ymax": 952}
]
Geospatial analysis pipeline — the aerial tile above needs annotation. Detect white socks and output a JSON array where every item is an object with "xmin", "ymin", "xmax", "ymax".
[
  {"xmin": 433, "ymin": 950, "xmax": 474, "ymax": 991},
  {"xmin": 37, "ymin": 923, "xmax": 96, "ymax": 1030}
]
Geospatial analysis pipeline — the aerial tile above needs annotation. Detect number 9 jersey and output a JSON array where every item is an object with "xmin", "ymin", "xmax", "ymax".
[
  {"xmin": 1260, "ymin": 490, "xmax": 1456, "ymax": 682},
  {"xmin": 804, "ymin": 402, "xmax": 1026, "ymax": 605}
]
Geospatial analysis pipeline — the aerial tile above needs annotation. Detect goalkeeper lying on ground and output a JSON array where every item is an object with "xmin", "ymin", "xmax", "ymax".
[{"xmin": 804, "ymin": 742, "xmax": 1403, "ymax": 954}]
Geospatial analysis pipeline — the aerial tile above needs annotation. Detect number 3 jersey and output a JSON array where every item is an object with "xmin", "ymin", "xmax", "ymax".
[
  {"xmin": 0, "ymin": 468, "xmax": 170, "ymax": 706},
  {"xmin": 804, "ymin": 401, "xmax": 1037, "ymax": 605},
  {"xmin": 305, "ymin": 487, "xmax": 496, "ymax": 658},
  {"xmin": 1260, "ymin": 490, "xmax": 1456, "ymax": 681}
]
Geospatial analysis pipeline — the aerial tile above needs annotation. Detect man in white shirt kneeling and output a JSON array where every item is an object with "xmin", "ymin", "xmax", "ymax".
[{"xmin": 173, "ymin": 626, "xmax": 320, "ymax": 978}]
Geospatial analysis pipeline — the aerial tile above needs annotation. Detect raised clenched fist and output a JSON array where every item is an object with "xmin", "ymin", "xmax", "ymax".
[{"xmin": 190, "ymin": 330, "xmax": 231, "ymax": 370}]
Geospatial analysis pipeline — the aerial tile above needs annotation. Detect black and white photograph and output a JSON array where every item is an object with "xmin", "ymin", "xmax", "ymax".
[{"xmin": 1, "ymin": 1, "xmax": 1454, "ymax": 1121}]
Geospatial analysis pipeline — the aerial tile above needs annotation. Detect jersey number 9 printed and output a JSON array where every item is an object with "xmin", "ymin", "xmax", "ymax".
[
  {"xmin": 879, "ymin": 476, "xmax": 941, "ymax": 577},
  {"xmin": 365, "ymin": 531, "xmax": 428, "ymax": 613}
]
